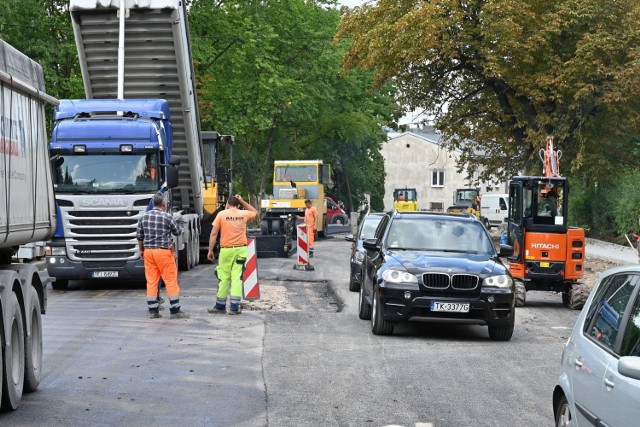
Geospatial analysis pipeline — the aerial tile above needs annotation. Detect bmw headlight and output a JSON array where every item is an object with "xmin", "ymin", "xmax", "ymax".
[
  {"xmin": 354, "ymin": 252, "xmax": 365, "ymax": 263},
  {"xmin": 382, "ymin": 269, "xmax": 418, "ymax": 284},
  {"xmin": 483, "ymin": 274, "xmax": 513, "ymax": 289}
]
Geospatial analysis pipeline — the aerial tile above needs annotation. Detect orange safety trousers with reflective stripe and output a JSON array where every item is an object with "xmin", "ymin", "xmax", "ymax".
[
  {"xmin": 144, "ymin": 248, "xmax": 180, "ymax": 298},
  {"xmin": 308, "ymin": 227, "xmax": 316, "ymax": 248}
]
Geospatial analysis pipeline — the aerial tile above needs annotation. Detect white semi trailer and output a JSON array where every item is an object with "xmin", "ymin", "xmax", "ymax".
[{"xmin": 0, "ymin": 39, "xmax": 58, "ymax": 410}]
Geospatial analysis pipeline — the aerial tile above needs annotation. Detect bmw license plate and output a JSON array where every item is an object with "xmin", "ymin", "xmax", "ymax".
[
  {"xmin": 92, "ymin": 271, "xmax": 118, "ymax": 278},
  {"xmin": 431, "ymin": 302, "xmax": 470, "ymax": 313}
]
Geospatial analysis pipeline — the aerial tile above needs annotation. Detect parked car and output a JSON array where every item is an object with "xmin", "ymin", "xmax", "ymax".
[
  {"xmin": 359, "ymin": 211, "xmax": 515, "ymax": 339},
  {"xmin": 553, "ymin": 265, "xmax": 640, "ymax": 427},
  {"xmin": 480, "ymin": 193, "xmax": 508, "ymax": 229},
  {"xmin": 326, "ymin": 196, "xmax": 348, "ymax": 224},
  {"xmin": 345, "ymin": 213, "xmax": 384, "ymax": 292}
]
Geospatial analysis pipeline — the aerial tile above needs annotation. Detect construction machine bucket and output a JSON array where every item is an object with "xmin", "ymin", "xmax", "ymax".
[{"xmin": 250, "ymin": 234, "xmax": 296, "ymax": 258}]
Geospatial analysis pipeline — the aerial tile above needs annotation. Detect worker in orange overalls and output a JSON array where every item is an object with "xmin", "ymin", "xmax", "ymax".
[
  {"xmin": 303, "ymin": 199, "xmax": 318, "ymax": 257},
  {"xmin": 207, "ymin": 195, "xmax": 258, "ymax": 314},
  {"xmin": 137, "ymin": 193, "xmax": 189, "ymax": 319}
]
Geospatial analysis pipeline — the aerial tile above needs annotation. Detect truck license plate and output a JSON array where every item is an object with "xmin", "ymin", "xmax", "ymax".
[
  {"xmin": 540, "ymin": 262, "xmax": 550, "ymax": 267},
  {"xmin": 431, "ymin": 302, "xmax": 470, "ymax": 313},
  {"xmin": 92, "ymin": 271, "xmax": 118, "ymax": 278}
]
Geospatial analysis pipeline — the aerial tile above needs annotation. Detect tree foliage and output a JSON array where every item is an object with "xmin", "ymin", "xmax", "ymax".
[
  {"xmin": 2, "ymin": 0, "xmax": 399, "ymax": 212},
  {"xmin": 0, "ymin": 0, "xmax": 84, "ymax": 100},
  {"xmin": 337, "ymin": 0, "xmax": 640, "ymax": 182},
  {"xmin": 189, "ymin": 0, "xmax": 399, "ymax": 211}
]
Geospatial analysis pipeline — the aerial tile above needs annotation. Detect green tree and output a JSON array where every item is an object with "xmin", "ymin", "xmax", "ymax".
[
  {"xmin": 337, "ymin": 0, "xmax": 640, "ymax": 182},
  {"xmin": 189, "ymin": 0, "xmax": 398, "ymax": 209},
  {"xmin": 0, "ymin": 0, "xmax": 83, "ymax": 100}
]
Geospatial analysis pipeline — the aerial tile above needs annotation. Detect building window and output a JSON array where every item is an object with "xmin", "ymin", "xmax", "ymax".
[
  {"xmin": 432, "ymin": 170, "xmax": 445, "ymax": 187},
  {"xmin": 429, "ymin": 202, "xmax": 444, "ymax": 212}
]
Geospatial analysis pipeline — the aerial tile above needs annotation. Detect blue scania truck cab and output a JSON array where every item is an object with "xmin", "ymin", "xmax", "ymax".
[{"xmin": 47, "ymin": 99, "xmax": 189, "ymax": 288}]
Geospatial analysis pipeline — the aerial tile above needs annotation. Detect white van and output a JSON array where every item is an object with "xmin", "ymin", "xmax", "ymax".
[{"xmin": 481, "ymin": 193, "xmax": 509, "ymax": 229}]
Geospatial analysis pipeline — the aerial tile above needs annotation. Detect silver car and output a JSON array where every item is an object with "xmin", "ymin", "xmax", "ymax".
[{"xmin": 553, "ymin": 265, "xmax": 640, "ymax": 426}]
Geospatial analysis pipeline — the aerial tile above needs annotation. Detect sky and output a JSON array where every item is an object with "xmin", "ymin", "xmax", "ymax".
[{"xmin": 338, "ymin": 0, "xmax": 365, "ymax": 7}]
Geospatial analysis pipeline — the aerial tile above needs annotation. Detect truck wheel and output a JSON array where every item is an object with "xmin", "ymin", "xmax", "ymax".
[
  {"xmin": 333, "ymin": 215, "xmax": 345, "ymax": 225},
  {"xmin": 51, "ymin": 279, "xmax": 68, "ymax": 291},
  {"xmin": 515, "ymin": 280, "xmax": 526, "ymax": 307},
  {"xmin": 190, "ymin": 233, "xmax": 198, "ymax": 268},
  {"xmin": 24, "ymin": 291, "xmax": 42, "ymax": 393},
  {"xmin": 194, "ymin": 238, "xmax": 201, "ymax": 266},
  {"xmin": 0, "ymin": 300, "xmax": 3, "ymax": 405},
  {"xmin": 178, "ymin": 227, "xmax": 191, "ymax": 271},
  {"xmin": 178, "ymin": 245, "xmax": 190, "ymax": 271},
  {"xmin": 2, "ymin": 291, "xmax": 25, "ymax": 411},
  {"xmin": 318, "ymin": 216, "xmax": 327, "ymax": 238}
]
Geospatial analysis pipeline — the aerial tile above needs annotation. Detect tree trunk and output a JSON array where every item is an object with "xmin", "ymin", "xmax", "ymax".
[{"xmin": 344, "ymin": 169, "xmax": 354, "ymax": 214}]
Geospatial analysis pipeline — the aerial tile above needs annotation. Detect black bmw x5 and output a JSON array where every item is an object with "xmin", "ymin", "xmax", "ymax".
[{"xmin": 359, "ymin": 211, "xmax": 515, "ymax": 340}]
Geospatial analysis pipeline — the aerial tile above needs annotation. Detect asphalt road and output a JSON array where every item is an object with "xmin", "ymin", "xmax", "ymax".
[{"xmin": 1, "ymin": 234, "xmax": 580, "ymax": 426}]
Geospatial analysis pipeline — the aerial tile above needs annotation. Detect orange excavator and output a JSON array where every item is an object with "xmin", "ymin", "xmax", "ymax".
[{"xmin": 505, "ymin": 136, "xmax": 587, "ymax": 309}]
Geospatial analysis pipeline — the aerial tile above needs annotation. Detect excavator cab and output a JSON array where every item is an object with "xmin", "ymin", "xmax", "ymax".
[
  {"xmin": 393, "ymin": 188, "xmax": 418, "ymax": 211},
  {"xmin": 506, "ymin": 176, "xmax": 585, "ymax": 307}
]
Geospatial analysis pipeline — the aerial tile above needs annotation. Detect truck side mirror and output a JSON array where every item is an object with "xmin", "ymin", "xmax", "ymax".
[
  {"xmin": 166, "ymin": 165, "xmax": 179, "ymax": 188},
  {"xmin": 169, "ymin": 154, "xmax": 181, "ymax": 166},
  {"xmin": 50, "ymin": 155, "xmax": 64, "ymax": 168}
]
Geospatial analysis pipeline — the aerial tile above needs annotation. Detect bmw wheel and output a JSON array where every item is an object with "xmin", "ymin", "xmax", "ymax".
[
  {"xmin": 371, "ymin": 287, "xmax": 394, "ymax": 335},
  {"xmin": 358, "ymin": 283, "xmax": 371, "ymax": 320},
  {"xmin": 488, "ymin": 313, "xmax": 514, "ymax": 341},
  {"xmin": 349, "ymin": 267, "xmax": 361, "ymax": 292}
]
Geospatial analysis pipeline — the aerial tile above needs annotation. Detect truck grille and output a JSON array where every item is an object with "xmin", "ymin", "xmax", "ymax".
[{"xmin": 62, "ymin": 208, "xmax": 144, "ymax": 262}]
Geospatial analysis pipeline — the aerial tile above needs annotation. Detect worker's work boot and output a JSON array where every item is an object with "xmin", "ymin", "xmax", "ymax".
[
  {"xmin": 207, "ymin": 306, "xmax": 226, "ymax": 315},
  {"xmin": 149, "ymin": 310, "xmax": 162, "ymax": 319},
  {"xmin": 170, "ymin": 310, "xmax": 190, "ymax": 319},
  {"xmin": 228, "ymin": 308, "xmax": 242, "ymax": 315}
]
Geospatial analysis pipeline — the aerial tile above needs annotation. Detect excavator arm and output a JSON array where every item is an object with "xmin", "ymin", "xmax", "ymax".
[{"xmin": 539, "ymin": 136, "xmax": 562, "ymax": 177}]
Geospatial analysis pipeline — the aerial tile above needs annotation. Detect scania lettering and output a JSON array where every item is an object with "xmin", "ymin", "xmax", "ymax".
[{"xmin": 80, "ymin": 198, "xmax": 127, "ymax": 208}]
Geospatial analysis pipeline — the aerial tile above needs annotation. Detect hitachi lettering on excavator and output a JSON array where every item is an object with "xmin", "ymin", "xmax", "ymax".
[{"xmin": 530, "ymin": 243, "xmax": 560, "ymax": 250}]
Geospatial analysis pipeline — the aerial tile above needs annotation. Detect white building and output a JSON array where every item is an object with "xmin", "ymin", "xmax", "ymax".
[{"xmin": 381, "ymin": 126, "xmax": 508, "ymax": 212}]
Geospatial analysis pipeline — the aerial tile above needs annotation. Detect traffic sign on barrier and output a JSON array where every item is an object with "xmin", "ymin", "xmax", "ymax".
[
  {"xmin": 294, "ymin": 223, "xmax": 314, "ymax": 271},
  {"xmin": 243, "ymin": 238, "xmax": 260, "ymax": 299}
]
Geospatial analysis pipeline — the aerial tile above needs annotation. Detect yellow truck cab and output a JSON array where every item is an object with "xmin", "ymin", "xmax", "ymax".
[{"xmin": 257, "ymin": 160, "xmax": 331, "ymax": 257}]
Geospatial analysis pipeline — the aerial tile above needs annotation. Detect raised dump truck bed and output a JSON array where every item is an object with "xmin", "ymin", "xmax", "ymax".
[{"xmin": 70, "ymin": 0, "xmax": 204, "ymax": 214}]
